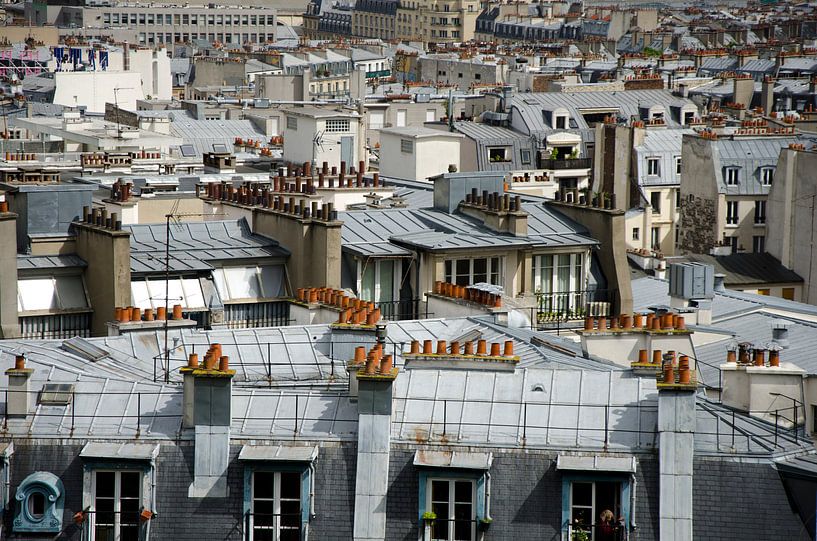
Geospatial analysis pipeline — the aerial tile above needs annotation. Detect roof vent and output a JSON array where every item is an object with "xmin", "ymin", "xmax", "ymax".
[{"xmin": 771, "ymin": 320, "xmax": 789, "ymax": 349}]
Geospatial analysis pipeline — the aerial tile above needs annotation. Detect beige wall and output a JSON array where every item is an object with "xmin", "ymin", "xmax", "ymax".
[
  {"xmin": 74, "ymin": 223, "xmax": 132, "ymax": 336},
  {"xmin": 0, "ymin": 212, "xmax": 19, "ymax": 338}
]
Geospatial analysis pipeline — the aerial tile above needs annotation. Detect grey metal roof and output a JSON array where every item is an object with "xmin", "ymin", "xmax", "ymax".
[
  {"xmin": 17, "ymin": 254, "xmax": 87, "ymax": 271},
  {"xmin": 0, "ymin": 315, "xmax": 810, "ymax": 457},
  {"xmin": 126, "ymin": 218, "xmax": 289, "ymax": 274},
  {"xmin": 80, "ymin": 442, "xmax": 160, "ymax": 460},
  {"xmin": 453, "ymin": 121, "xmax": 536, "ymax": 173},
  {"xmin": 676, "ymin": 253, "xmax": 802, "ymax": 286},
  {"xmin": 238, "ymin": 444, "xmax": 319, "ymax": 461},
  {"xmin": 509, "ymin": 90, "xmax": 696, "ymax": 134},
  {"xmin": 169, "ymin": 119, "xmax": 266, "ymax": 157},
  {"xmin": 711, "ymin": 136, "xmax": 810, "ymax": 195}
]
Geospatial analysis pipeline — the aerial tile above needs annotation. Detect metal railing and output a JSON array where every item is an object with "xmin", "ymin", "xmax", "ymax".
[
  {"xmin": 566, "ymin": 522, "xmax": 627, "ymax": 541},
  {"xmin": 1, "ymin": 388, "xmax": 807, "ymax": 453},
  {"xmin": 375, "ymin": 298, "xmax": 428, "ymax": 321},
  {"xmin": 244, "ymin": 511, "xmax": 302, "ymax": 538},
  {"xmin": 539, "ymin": 158, "xmax": 592, "ymax": 170},
  {"xmin": 531, "ymin": 289, "xmax": 613, "ymax": 330}
]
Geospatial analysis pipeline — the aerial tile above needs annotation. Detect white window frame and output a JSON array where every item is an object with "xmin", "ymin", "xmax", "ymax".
[
  {"xmin": 426, "ymin": 478, "xmax": 476, "ymax": 541},
  {"xmin": 533, "ymin": 253, "xmax": 585, "ymax": 294},
  {"xmin": 443, "ymin": 256, "xmax": 503, "ymax": 286},
  {"xmin": 646, "ymin": 158, "xmax": 660, "ymax": 176},
  {"xmin": 675, "ymin": 156, "xmax": 682, "ymax": 176},
  {"xmin": 726, "ymin": 200, "xmax": 739, "ymax": 226},
  {"xmin": 725, "ymin": 167, "xmax": 740, "ymax": 185},
  {"xmin": 249, "ymin": 471, "xmax": 301, "ymax": 541},
  {"xmin": 356, "ymin": 258, "xmax": 397, "ymax": 303},
  {"xmin": 90, "ymin": 470, "xmax": 143, "ymax": 541},
  {"xmin": 325, "ymin": 119, "xmax": 350, "ymax": 133},
  {"xmin": 754, "ymin": 200, "xmax": 766, "ymax": 225},
  {"xmin": 761, "ymin": 167, "xmax": 774, "ymax": 185}
]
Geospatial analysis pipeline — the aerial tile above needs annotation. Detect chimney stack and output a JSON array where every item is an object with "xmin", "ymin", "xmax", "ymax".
[
  {"xmin": 182, "ymin": 344, "xmax": 235, "ymax": 498},
  {"xmin": 6, "ymin": 355, "xmax": 33, "ymax": 418},
  {"xmin": 0, "ymin": 207, "xmax": 18, "ymax": 338},
  {"xmin": 657, "ymin": 379, "xmax": 695, "ymax": 540}
]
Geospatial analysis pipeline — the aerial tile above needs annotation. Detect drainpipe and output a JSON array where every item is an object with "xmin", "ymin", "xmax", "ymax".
[
  {"xmin": 630, "ymin": 473, "xmax": 637, "ymax": 532},
  {"xmin": 484, "ymin": 471, "xmax": 492, "ymax": 521},
  {"xmin": 146, "ymin": 454, "xmax": 158, "ymax": 541}
]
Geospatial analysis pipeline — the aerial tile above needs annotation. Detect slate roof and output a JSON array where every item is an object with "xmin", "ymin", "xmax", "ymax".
[
  {"xmin": 125, "ymin": 218, "xmax": 289, "ymax": 274},
  {"xmin": 711, "ymin": 135, "xmax": 811, "ymax": 195},
  {"xmin": 17, "ymin": 254, "xmax": 87, "ymax": 271}
]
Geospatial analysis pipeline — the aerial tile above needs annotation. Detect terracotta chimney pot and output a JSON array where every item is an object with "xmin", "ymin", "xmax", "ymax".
[
  {"xmin": 14, "ymin": 355, "xmax": 25, "ymax": 370},
  {"xmin": 379, "ymin": 355, "xmax": 393, "ymax": 374},
  {"xmin": 450, "ymin": 341, "xmax": 460, "ymax": 355},
  {"xmin": 490, "ymin": 342, "xmax": 501, "ymax": 356},
  {"xmin": 652, "ymin": 349, "xmax": 662, "ymax": 365},
  {"xmin": 638, "ymin": 349, "xmax": 648, "ymax": 363},
  {"xmin": 219, "ymin": 355, "xmax": 230, "ymax": 371},
  {"xmin": 144, "ymin": 308, "xmax": 154, "ymax": 321},
  {"xmin": 157, "ymin": 307, "xmax": 167, "ymax": 320},
  {"xmin": 188, "ymin": 353, "xmax": 199, "ymax": 369},
  {"xmin": 769, "ymin": 349, "xmax": 780, "ymax": 367},
  {"xmin": 436, "ymin": 340, "xmax": 447, "ymax": 355},
  {"xmin": 172, "ymin": 304, "xmax": 183, "ymax": 320},
  {"xmin": 354, "ymin": 346, "xmax": 366, "ymax": 364},
  {"xmin": 423, "ymin": 340, "xmax": 433, "ymax": 354},
  {"xmin": 503, "ymin": 340, "xmax": 514, "ymax": 357},
  {"xmin": 410, "ymin": 340, "xmax": 420, "ymax": 354},
  {"xmin": 464, "ymin": 341, "xmax": 474, "ymax": 355},
  {"xmin": 476, "ymin": 339, "xmax": 487, "ymax": 355}
]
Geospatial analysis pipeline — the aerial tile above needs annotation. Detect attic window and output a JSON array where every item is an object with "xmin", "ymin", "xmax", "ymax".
[
  {"xmin": 555, "ymin": 115, "xmax": 568, "ymax": 129},
  {"xmin": 39, "ymin": 384, "xmax": 75, "ymax": 406},
  {"xmin": 488, "ymin": 147, "xmax": 510, "ymax": 163}
]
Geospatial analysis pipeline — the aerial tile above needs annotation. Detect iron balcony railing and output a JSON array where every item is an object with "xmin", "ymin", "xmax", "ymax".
[
  {"xmin": 566, "ymin": 521, "xmax": 628, "ymax": 541},
  {"xmin": 539, "ymin": 158, "xmax": 592, "ymax": 170},
  {"xmin": 532, "ymin": 289, "xmax": 614, "ymax": 328},
  {"xmin": 374, "ymin": 298, "xmax": 428, "ymax": 321},
  {"xmin": 244, "ymin": 511, "xmax": 302, "ymax": 539}
]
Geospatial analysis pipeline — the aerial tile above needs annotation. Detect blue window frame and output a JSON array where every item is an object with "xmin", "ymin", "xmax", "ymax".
[
  {"xmin": 13, "ymin": 472, "xmax": 65, "ymax": 533},
  {"xmin": 242, "ymin": 463, "xmax": 313, "ymax": 541},
  {"xmin": 561, "ymin": 474, "xmax": 631, "ymax": 541},
  {"xmin": 417, "ymin": 469, "xmax": 490, "ymax": 541}
]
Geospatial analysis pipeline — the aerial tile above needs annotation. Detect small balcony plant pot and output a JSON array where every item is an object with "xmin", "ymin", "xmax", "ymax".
[
  {"xmin": 479, "ymin": 517, "xmax": 493, "ymax": 531},
  {"xmin": 422, "ymin": 511, "xmax": 437, "ymax": 525}
]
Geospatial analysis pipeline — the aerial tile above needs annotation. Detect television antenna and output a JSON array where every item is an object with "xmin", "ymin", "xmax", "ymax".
[{"xmin": 160, "ymin": 206, "xmax": 225, "ymax": 383}]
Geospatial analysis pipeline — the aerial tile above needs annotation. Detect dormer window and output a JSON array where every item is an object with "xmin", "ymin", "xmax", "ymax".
[
  {"xmin": 725, "ymin": 167, "xmax": 740, "ymax": 186},
  {"xmin": 555, "ymin": 115, "xmax": 568, "ymax": 129},
  {"xmin": 647, "ymin": 158, "xmax": 660, "ymax": 176},
  {"xmin": 761, "ymin": 167, "xmax": 774, "ymax": 186}
]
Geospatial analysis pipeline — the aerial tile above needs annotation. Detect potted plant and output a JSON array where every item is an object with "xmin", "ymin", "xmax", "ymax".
[
  {"xmin": 550, "ymin": 147, "xmax": 559, "ymax": 161},
  {"xmin": 422, "ymin": 511, "xmax": 437, "ymax": 524},
  {"xmin": 479, "ymin": 517, "xmax": 493, "ymax": 530}
]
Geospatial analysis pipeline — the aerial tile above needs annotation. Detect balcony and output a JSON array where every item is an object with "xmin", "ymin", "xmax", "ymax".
[{"xmin": 539, "ymin": 158, "xmax": 591, "ymax": 170}]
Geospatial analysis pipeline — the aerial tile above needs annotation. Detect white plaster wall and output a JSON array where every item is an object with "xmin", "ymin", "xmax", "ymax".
[{"xmin": 53, "ymin": 71, "xmax": 144, "ymax": 113}]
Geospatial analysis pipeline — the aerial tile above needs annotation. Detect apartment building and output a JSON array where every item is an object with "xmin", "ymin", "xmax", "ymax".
[
  {"xmin": 35, "ymin": 3, "xmax": 277, "ymax": 46},
  {"xmin": 678, "ymin": 131, "xmax": 812, "ymax": 257},
  {"xmin": 351, "ymin": 0, "xmax": 398, "ymax": 40},
  {"xmin": 396, "ymin": 0, "xmax": 479, "ymax": 43}
]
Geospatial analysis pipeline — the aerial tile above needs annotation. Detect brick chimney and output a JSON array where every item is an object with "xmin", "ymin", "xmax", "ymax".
[
  {"xmin": 181, "ymin": 344, "xmax": 235, "ymax": 498},
  {"xmin": 73, "ymin": 208, "xmax": 132, "ymax": 336},
  {"xmin": 0, "ymin": 203, "xmax": 19, "ymax": 338}
]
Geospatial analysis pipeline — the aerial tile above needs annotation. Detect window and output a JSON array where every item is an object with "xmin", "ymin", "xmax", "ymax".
[
  {"xmin": 728, "ymin": 236, "xmax": 739, "ymax": 252},
  {"xmin": 632, "ymin": 228, "xmax": 639, "ymax": 241},
  {"xmin": 213, "ymin": 265, "xmax": 286, "ymax": 301},
  {"xmin": 783, "ymin": 287, "xmax": 796, "ymax": 301},
  {"xmin": 359, "ymin": 259, "xmax": 395, "ymax": 303},
  {"xmin": 92, "ymin": 471, "xmax": 141, "ymax": 541},
  {"xmin": 651, "ymin": 227, "xmax": 661, "ymax": 250},
  {"xmin": 675, "ymin": 156, "xmax": 682, "ymax": 176},
  {"xmin": 555, "ymin": 115, "xmax": 567, "ymax": 129},
  {"xmin": 647, "ymin": 158, "xmax": 660, "ymax": 176},
  {"xmin": 12, "ymin": 472, "xmax": 65, "ymax": 533},
  {"xmin": 428, "ymin": 479, "xmax": 475, "ymax": 541},
  {"xmin": 488, "ymin": 147, "xmax": 509, "ymax": 162},
  {"xmin": 533, "ymin": 253, "xmax": 585, "ymax": 313},
  {"xmin": 250, "ymin": 471, "xmax": 301, "ymax": 541},
  {"xmin": 758, "ymin": 288, "xmax": 770, "ymax": 296},
  {"xmin": 567, "ymin": 479, "xmax": 625, "ymax": 541},
  {"xmin": 426, "ymin": 109, "xmax": 436, "ymax": 122},
  {"xmin": 325, "ymin": 119, "xmax": 350, "ymax": 132},
  {"xmin": 725, "ymin": 167, "xmax": 739, "ymax": 185},
  {"xmin": 286, "ymin": 116, "xmax": 297, "ymax": 130},
  {"xmin": 396, "ymin": 109, "xmax": 407, "ymax": 127},
  {"xmin": 754, "ymin": 200, "xmax": 766, "ymax": 225},
  {"xmin": 520, "ymin": 149, "xmax": 531, "ymax": 165},
  {"xmin": 444, "ymin": 257, "xmax": 502, "ymax": 286},
  {"xmin": 650, "ymin": 192, "xmax": 661, "ymax": 214},
  {"xmin": 726, "ymin": 201, "xmax": 739, "ymax": 225},
  {"xmin": 753, "ymin": 235, "xmax": 766, "ymax": 253},
  {"xmin": 400, "ymin": 138, "xmax": 414, "ymax": 154},
  {"xmin": 761, "ymin": 167, "xmax": 775, "ymax": 185}
]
